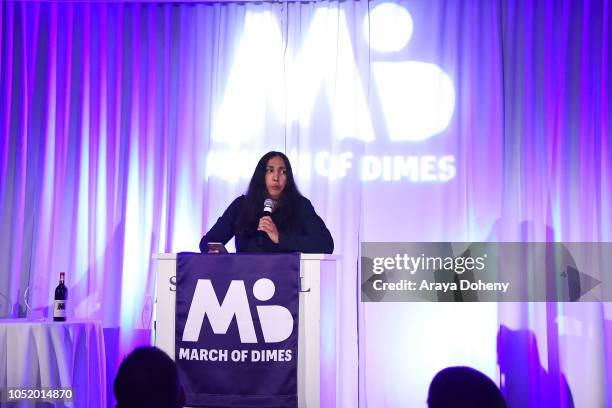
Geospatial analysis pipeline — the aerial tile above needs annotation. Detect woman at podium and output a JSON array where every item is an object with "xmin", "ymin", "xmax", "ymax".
[{"xmin": 199, "ymin": 151, "xmax": 334, "ymax": 254}]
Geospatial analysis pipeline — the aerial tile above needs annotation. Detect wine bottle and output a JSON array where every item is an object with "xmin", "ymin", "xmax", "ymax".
[{"xmin": 53, "ymin": 272, "xmax": 67, "ymax": 321}]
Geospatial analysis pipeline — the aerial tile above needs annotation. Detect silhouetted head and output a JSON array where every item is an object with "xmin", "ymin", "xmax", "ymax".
[
  {"xmin": 114, "ymin": 346, "xmax": 185, "ymax": 408},
  {"xmin": 428, "ymin": 366, "xmax": 506, "ymax": 408}
]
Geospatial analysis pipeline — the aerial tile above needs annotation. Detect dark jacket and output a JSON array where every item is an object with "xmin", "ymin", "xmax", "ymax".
[{"xmin": 199, "ymin": 195, "xmax": 334, "ymax": 254}]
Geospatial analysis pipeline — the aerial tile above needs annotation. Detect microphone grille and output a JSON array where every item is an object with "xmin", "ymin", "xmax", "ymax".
[{"xmin": 263, "ymin": 198, "xmax": 274, "ymax": 212}]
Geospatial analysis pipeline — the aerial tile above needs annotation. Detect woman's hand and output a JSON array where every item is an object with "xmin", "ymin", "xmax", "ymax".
[{"xmin": 258, "ymin": 216, "xmax": 279, "ymax": 244}]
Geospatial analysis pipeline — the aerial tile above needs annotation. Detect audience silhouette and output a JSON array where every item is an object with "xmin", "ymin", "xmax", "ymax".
[
  {"xmin": 428, "ymin": 366, "xmax": 506, "ymax": 408},
  {"xmin": 114, "ymin": 346, "xmax": 185, "ymax": 408}
]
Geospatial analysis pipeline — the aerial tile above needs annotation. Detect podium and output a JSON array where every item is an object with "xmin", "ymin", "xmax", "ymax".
[{"xmin": 153, "ymin": 253, "xmax": 338, "ymax": 408}]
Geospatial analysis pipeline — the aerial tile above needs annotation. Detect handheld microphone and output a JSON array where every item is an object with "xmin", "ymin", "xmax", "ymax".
[
  {"xmin": 262, "ymin": 198, "xmax": 274, "ymax": 216},
  {"xmin": 258, "ymin": 199, "xmax": 275, "ymax": 245}
]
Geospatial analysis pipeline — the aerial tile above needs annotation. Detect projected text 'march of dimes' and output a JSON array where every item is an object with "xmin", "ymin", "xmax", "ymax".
[{"xmin": 209, "ymin": 3, "xmax": 456, "ymax": 178}]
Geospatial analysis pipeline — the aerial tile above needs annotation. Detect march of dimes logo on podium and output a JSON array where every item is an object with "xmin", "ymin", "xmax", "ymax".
[
  {"xmin": 206, "ymin": 2, "xmax": 457, "ymax": 183},
  {"xmin": 178, "ymin": 278, "xmax": 295, "ymax": 363}
]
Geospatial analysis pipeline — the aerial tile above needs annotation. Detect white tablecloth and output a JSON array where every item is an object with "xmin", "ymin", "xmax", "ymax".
[{"xmin": 0, "ymin": 319, "xmax": 106, "ymax": 407}]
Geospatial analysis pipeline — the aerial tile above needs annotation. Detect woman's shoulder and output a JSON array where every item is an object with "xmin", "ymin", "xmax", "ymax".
[
  {"xmin": 293, "ymin": 195, "xmax": 316, "ymax": 213},
  {"xmin": 231, "ymin": 195, "xmax": 247, "ymax": 205},
  {"xmin": 222, "ymin": 195, "xmax": 247, "ymax": 216}
]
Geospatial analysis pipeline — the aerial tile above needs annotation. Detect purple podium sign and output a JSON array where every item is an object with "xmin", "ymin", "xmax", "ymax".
[{"xmin": 175, "ymin": 252, "xmax": 300, "ymax": 407}]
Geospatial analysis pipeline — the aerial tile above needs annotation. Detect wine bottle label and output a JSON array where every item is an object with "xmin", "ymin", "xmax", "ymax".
[{"xmin": 54, "ymin": 300, "xmax": 66, "ymax": 317}]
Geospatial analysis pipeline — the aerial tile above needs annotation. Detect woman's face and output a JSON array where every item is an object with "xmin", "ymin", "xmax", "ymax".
[{"xmin": 265, "ymin": 156, "xmax": 288, "ymax": 200}]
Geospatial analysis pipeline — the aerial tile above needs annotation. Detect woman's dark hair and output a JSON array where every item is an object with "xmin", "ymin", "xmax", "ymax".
[{"xmin": 236, "ymin": 151, "xmax": 303, "ymax": 233}]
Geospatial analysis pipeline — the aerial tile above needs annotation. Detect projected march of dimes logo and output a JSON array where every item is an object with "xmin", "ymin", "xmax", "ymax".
[
  {"xmin": 207, "ymin": 2, "xmax": 456, "ymax": 183},
  {"xmin": 178, "ymin": 278, "xmax": 294, "ymax": 363},
  {"xmin": 364, "ymin": 3, "xmax": 455, "ymax": 182}
]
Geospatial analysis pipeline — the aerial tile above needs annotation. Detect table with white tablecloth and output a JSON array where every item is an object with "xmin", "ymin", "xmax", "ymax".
[{"xmin": 0, "ymin": 319, "xmax": 106, "ymax": 407}]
